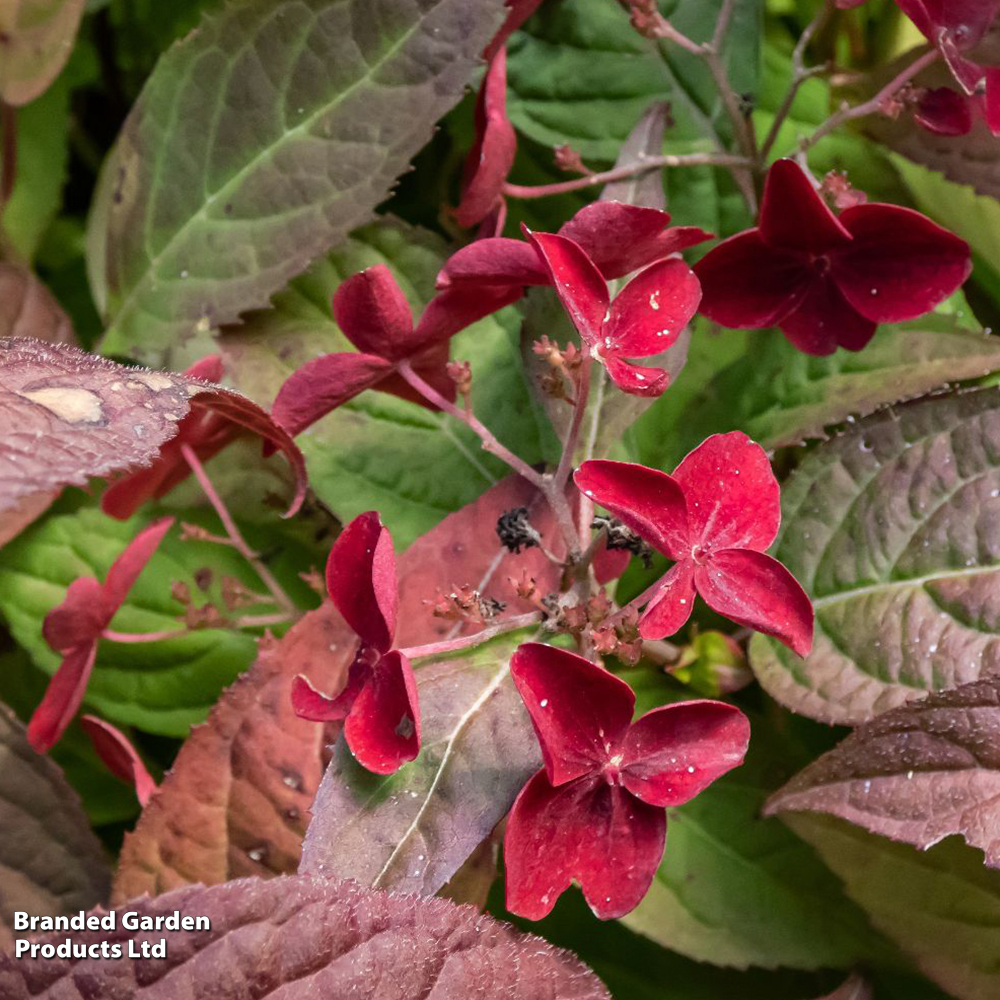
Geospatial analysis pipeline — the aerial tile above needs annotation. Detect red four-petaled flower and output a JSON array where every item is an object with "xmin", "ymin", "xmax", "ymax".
[
  {"xmin": 29, "ymin": 517, "xmax": 174, "ymax": 752},
  {"xmin": 504, "ymin": 642, "xmax": 750, "ymax": 920},
  {"xmin": 291, "ymin": 512, "xmax": 420, "ymax": 775},
  {"xmin": 437, "ymin": 200, "xmax": 711, "ymax": 297},
  {"xmin": 524, "ymin": 228, "xmax": 702, "ymax": 396},
  {"xmin": 102, "ymin": 355, "xmax": 307, "ymax": 520},
  {"xmin": 575, "ymin": 432, "xmax": 814, "ymax": 656},
  {"xmin": 694, "ymin": 159, "xmax": 971, "ymax": 356},
  {"xmin": 271, "ymin": 266, "xmax": 519, "ymax": 437}
]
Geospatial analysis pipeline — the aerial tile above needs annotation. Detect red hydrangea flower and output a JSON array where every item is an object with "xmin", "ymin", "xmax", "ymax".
[
  {"xmin": 437, "ymin": 201, "xmax": 711, "ymax": 296},
  {"xmin": 574, "ymin": 432, "xmax": 814, "ymax": 656},
  {"xmin": 454, "ymin": 48, "xmax": 517, "ymax": 233},
  {"xmin": 504, "ymin": 642, "xmax": 750, "ymax": 920},
  {"xmin": 272, "ymin": 266, "xmax": 519, "ymax": 438},
  {"xmin": 29, "ymin": 517, "xmax": 174, "ymax": 752},
  {"xmin": 291, "ymin": 512, "xmax": 419, "ymax": 775},
  {"xmin": 522, "ymin": 229, "xmax": 701, "ymax": 396},
  {"xmin": 102, "ymin": 355, "xmax": 307, "ymax": 520},
  {"xmin": 695, "ymin": 159, "xmax": 971, "ymax": 356},
  {"xmin": 80, "ymin": 715, "xmax": 157, "ymax": 807},
  {"xmin": 915, "ymin": 77, "xmax": 1000, "ymax": 135}
]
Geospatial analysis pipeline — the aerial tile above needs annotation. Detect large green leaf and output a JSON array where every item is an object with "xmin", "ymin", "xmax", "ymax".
[
  {"xmin": 0, "ymin": 506, "xmax": 310, "ymax": 735},
  {"xmin": 505, "ymin": 0, "xmax": 762, "ymax": 233},
  {"xmin": 751, "ymin": 386, "xmax": 1000, "ymax": 725},
  {"xmin": 787, "ymin": 814, "xmax": 1000, "ymax": 1000},
  {"xmin": 617, "ymin": 671, "xmax": 888, "ymax": 971},
  {"xmin": 221, "ymin": 218, "xmax": 556, "ymax": 548},
  {"xmin": 91, "ymin": 0, "xmax": 507, "ymax": 366},
  {"xmin": 626, "ymin": 313, "xmax": 1000, "ymax": 472}
]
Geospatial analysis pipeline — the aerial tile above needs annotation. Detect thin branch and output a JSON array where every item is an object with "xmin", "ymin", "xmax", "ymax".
[
  {"xmin": 396, "ymin": 361, "xmax": 546, "ymax": 489},
  {"xmin": 399, "ymin": 611, "xmax": 545, "ymax": 660},
  {"xmin": 502, "ymin": 151, "xmax": 751, "ymax": 201},
  {"xmin": 799, "ymin": 46, "xmax": 938, "ymax": 152},
  {"xmin": 103, "ymin": 628, "xmax": 191, "ymax": 644},
  {"xmin": 761, "ymin": 3, "xmax": 831, "ymax": 161},
  {"xmin": 180, "ymin": 444, "xmax": 295, "ymax": 613}
]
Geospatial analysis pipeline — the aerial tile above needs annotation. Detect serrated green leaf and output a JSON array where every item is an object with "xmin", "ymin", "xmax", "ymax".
[
  {"xmin": 0, "ymin": 506, "xmax": 309, "ymax": 736},
  {"xmin": 626, "ymin": 314, "xmax": 1000, "ymax": 472},
  {"xmin": 222, "ymin": 217, "xmax": 557, "ymax": 548},
  {"xmin": 91, "ymin": 0, "xmax": 507, "ymax": 367},
  {"xmin": 505, "ymin": 0, "xmax": 761, "ymax": 234},
  {"xmin": 787, "ymin": 814, "xmax": 1000, "ymax": 1000},
  {"xmin": 615, "ymin": 670, "xmax": 888, "ymax": 971},
  {"xmin": 751, "ymin": 385, "xmax": 1000, "ymax": 725}
]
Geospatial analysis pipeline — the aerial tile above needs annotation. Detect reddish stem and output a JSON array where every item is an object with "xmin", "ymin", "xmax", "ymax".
[
  {"xmin": 103, "ymin": 628, "xmax": 190, "ymax": 644},
  {"xmin": 399, "ymin": 611, "xmax": 545, "ymax": 660}
]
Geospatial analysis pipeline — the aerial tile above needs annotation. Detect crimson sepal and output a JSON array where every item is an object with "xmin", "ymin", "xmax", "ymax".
[
  {"xmin": 272, "ymin": 267, "xmax": 519, "ymax": 436},
  {"xmin": 455, "ymin": 49, "xmax": 516, "ymax": 230},
  {"xmin": 102, "ymin": 356, "xmax": 307, "ymax": 520},
  {"xmin": 504, "ymin": 643, "xmax": 749, "ymax": 919},
  {"xmin": 28, "ymin": 517, "xmax": 174, "ymax": 752},
  {"xmin": 525, "ymin": 229, "xmax": 701, "ymax": 397},
  {"xmin": 575, "ymin": 432, "xmax": 814, "ymax": 656},
  {"xmin": 292, "ymin": 513, "xmax": 420, "ymax": 774},
  {"xmin": 437, "ymin": 201, "xmax": 711, "ymax": 293},
  {"xmin": 695, "ymin": 159, "xmax": 971, "ymax": 355},
  {"xmin": 80, "ymin": 715, "xmax": 158, "ymax": 807}
]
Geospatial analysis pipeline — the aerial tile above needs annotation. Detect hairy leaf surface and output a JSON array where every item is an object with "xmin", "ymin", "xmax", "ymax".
[
  {"xmin": 0, "ymin": 875, "xmax": 610, "ymax": 999},
  {"xmin": 92, "ymin": 0, "xmax": 507, "ymax": 366},
  {"xmin": 0, "ymin": 703, "xmax": 109, "ymax": 951},
  {"xmin": 767, "ymin": 677, "xmax": 1000, "ymax": 866},
  {"xmin": 787, "ymin": 815, "xmax": 1000, "ymax": 1000},
  {"xmin": 751, "ymin": 386, "xmax": 1000, "ymax": 724}
]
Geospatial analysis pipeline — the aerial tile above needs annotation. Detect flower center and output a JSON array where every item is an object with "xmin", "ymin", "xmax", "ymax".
[
  {"xmin": 809, "ymin": 253, "xmax": 831, "ymax": 275},
  {"xmin": 603, "ymin": 753, "xmax": 625, "ymax": 785},
  {"xmin": 691, "ymin": 543, "xmax": 711, "ymax": 565}
]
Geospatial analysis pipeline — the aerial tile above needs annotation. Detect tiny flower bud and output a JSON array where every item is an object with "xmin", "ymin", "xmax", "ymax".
[
  {"xmin": 222, "ymin": 575, "xmax": 260, "ymax": 610},
  {"xmin": 299, "ymin": 567, "xmax": 325, "ymax": 596},
  {"xmin": 171, "ymin": 580, "xmax": 192, "ymax": 605},
  {"xmin": 180, "ymin": 522, "xmax": 214, "ymax": 543},
  {"xmin": 532, "ymin": 335, "xmax": 564, "ymax": 368},
  {"xmin": 553, "ymin": 144, "xmax": 591, "ymax": 176},
  {"xmin": 821, "ymin": 170, "xmax": 868, "ymax": 211},
  {"xmin": 446, "ymin": 360, "xmax": 473, "ymax": 410}
]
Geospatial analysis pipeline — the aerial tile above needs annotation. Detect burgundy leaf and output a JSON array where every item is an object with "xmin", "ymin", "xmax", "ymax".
[
  {"xmin": 0, "ymin": 338, "xmax": 305, "ymax": 519},
  {"xmin": 766, "ymin": 676, "xmax": 1000, "ymax": 866},
  {"xmin": 0, "ymin": 875, "xmax": 610, "ymax": 999},
  {"xmin": 0, "ymin": 703, "xmax": 110, "ymax": 953}
]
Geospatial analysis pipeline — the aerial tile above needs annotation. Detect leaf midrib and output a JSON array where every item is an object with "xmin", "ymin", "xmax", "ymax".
[{"xmin": 107, "ymin": 0, "xmax": 457, "ymax": 331}]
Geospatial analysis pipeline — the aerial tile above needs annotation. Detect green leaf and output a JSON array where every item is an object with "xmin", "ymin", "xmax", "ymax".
[
  {"xmin": 505, "ymin": 0, "xmax": 762, "ymax": 234},
  {"xmin": 615, "ymin": 670, "xmax": 889, "ymax": 971},
  {"xmin": 222, "ymin": 217, "xmax": 557, "ymax": 548},
  {"xmin": 626, "ymin": 313, "xmax": 1000, "ymax": 472},
  {"xmin": 90, "ymin": 0, "xmax": 507, "ymax": 367},
  {"xmin": 0, "ymin": 0, "xmax": 85, "ymax": 107},
  {"xmin": 787, "ymin": 814, "xmax": 1000, "ymax": 1000},
  {"xmin": 751, "ymin": 385, "xmax": 1000, "ymax": 725},
  {"xmin": 0, "ymin": 506, "xmax": 309, "ymax": 736},
  {"xmin": 300, "ymin": 632, "xmax": 540, "ymax": 896}
]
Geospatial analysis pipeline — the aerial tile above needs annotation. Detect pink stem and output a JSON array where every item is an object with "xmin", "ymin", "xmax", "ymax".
[
  {"xmin": 395, "ymin": 360, "xmax": 546, "ymax": 489},
  {"xmin": 102, "ymin": 628, "xmax": 190, "ymax": 644},
  {"xmin": 180, "ymin": 444, "xmax": 295, "ymax": 612},
  {"xmin": 502, "ymin": 152, "xmax": 750, "ymax": 201},
  {"xmin": 399, "ymin": 612, "xmax": 544, "ymax": 660}
]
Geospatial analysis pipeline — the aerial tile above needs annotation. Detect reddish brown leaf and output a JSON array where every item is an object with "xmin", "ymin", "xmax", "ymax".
[
  {"xmin": 0, "ymin": 703, "xmax": 109, "ymax": 952},
  {"xmin": 113, "ymin": 475, "xmax": 562, "ymax": 900},
  {"xmin": 111, "ymin": 603, "xmax": 352, "ymax": 902},
  {"xmin": 0, "ymin": 265, "xmax": 75, "ymax": 345},
  {"xmin": 0, "ymin": 338, "xmax": 306, "ymax": 519},
  {"xmin": 766, "ymin": 677, "xmax": 1000, "ymax": 866},
  {"xmin": 0, "ymin": 875, "xmax": 609, "ymax": 999},
  {"xmin": 0, "ymin": 0, "xmax": 85, "ymax": 106}
]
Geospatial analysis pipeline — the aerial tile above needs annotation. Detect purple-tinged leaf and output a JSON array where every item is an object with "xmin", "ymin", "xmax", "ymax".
[
  {"xmin": 766, "ymin": 677, "xmax": 1000, "ymax": 866},
  {"xmin": 751, "ymin": 386, "xmax": 1000, "ymax": 724},
  {"xmin": 92, "ymin": 0, "xmax": 509, "ymax": 367},
  {"xmin": 601, "ymin": 102, "xmax": 669, "ymax": 210},
  {"xmin": 0, "ymin": 703, "xmax": 109, "ymax": 953},
  {"xmin": 0, "ymin": 875, "xmax": 610, "ymax": 999}
]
